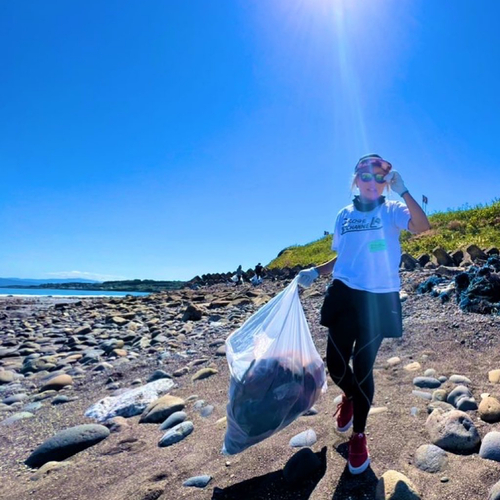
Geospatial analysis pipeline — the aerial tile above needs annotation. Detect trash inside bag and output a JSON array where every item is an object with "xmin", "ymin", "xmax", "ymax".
[{"xmin": 223, "ymin": 277, "xmax": 326, "ymax": 455}]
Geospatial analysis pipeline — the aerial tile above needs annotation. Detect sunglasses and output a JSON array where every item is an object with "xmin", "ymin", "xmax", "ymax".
[{"xmin": 358, "ymin": 172, "xmax": 386, "ymax": 184}]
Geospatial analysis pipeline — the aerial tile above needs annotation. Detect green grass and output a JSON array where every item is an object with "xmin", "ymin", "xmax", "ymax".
[{"xmin": 267, "ymin": 199, "xmax": 500, "ymax": 268}]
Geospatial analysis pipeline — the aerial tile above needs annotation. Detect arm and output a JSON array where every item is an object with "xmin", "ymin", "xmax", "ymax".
[{"xmin": 402, "ymin": 192, "xmax": 431, "ymax": 234}]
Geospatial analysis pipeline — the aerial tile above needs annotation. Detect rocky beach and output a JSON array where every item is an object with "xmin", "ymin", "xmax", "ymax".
[{"xmin": 1, "ymin": 262, "xmax": 500, "ymax": 500}]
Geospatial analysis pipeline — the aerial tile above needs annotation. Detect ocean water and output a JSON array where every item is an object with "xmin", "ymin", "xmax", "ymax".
[{"xmin": 0, "ymin": 288, "xmax": 150, "ymax": 297}]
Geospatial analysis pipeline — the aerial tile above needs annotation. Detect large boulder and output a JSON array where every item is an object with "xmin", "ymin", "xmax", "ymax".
[
  {"xmin": 425, "ymin": 409, "xmax": 480, "ymax": 454},
  {"xmin": 25, "ymin": 424, "xmax": 110, "ymax": 468},
  {"xmin": 85, "ymin": 378, "xmax": 175, "ymax": 422}
]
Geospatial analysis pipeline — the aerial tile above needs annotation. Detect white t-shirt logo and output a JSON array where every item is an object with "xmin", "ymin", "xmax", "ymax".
[{"xmin": 341, "ymin": 216, "xmax": 382, "ymax": 235}]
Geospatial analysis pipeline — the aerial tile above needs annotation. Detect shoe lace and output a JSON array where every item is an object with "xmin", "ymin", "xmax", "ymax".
[{"xmin": 334, "ymin": 398, "xmax": 350, "ymax": 417}]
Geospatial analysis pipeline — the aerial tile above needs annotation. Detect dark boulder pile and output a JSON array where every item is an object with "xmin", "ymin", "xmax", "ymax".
[{"xmin": 418, "ymin": 255, "xmax": 500, "ymax": 314}]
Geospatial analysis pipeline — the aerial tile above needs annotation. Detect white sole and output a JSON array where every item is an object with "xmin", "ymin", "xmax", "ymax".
[
  {"xmin": 348, "ymin": 456, "xmax": 370, "ymax": 475},
  {"xmin": 336, "ymin": 417, "xmax": 353, "ymax": 433}
]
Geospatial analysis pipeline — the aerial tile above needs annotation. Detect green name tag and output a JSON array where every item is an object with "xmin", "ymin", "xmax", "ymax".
[{"xmin": 369, "ymin": 239, "xmax": 387, "ymax": 252}]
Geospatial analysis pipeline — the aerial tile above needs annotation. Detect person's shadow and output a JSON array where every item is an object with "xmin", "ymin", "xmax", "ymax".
[
  {"xmin": 331, "ymin": 442, "xmax": 378, "ymax": 499},
  {"xmin": 211, "ymin": 447, "xmax": 327, "ymax": 500}
]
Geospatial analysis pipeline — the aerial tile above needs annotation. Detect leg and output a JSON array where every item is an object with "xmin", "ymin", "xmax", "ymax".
[
  {"xmin": 351, "ymin": 331, "xmax": 383, "ymax": 433},
  {"xmin": 326, "ymin": 320, "xmax": 356, "ymax": 397}
]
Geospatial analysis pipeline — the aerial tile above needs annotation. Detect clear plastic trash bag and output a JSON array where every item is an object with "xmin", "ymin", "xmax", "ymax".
[{"xmin": 222, "ymin": 277, "xmax": 327, "ymax": 455}]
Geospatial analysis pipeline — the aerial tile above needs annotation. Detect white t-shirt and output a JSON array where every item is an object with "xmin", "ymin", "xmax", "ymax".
[{"xmin": 331, "ymin": 200, "xmax": 411, "ymax": 293}]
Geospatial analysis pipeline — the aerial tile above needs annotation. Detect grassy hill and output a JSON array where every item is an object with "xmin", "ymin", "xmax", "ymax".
[{"xmin": 268, "ymin": 199, "xmax": 500, "ymax": 268}]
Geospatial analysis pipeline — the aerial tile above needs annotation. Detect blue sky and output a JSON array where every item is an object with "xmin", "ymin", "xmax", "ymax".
[{"xmin": 1, "ymin": 0, "xmax": 499, "ymax": 281}]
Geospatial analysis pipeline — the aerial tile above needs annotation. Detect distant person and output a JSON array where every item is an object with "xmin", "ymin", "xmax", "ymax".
[
  {"xmin": 254, "ymin": 263, "xmax": 264, "ymax": 279},
  {"xmin": 235, "ymin": 265, "xmax": 243, "ymax": 285},
  {"xmin": 297, "ymin": 154, "xmax": 430, "ymax": 474}
]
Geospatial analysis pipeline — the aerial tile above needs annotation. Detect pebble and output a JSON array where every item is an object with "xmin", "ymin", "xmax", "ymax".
[
  {"xmin": 479, "ymin": 396, "xmax": 500, "ymax": 423},
  {"xmin": 414, "ymin": 444, "xmax": 448, "ymax": 473},
  {"xmin": 182, "ymin": 475, "xmax": 212, "ymax": 488},
  {"xmin": 479, "ymin": 431, "xmax": 500, "ymax": 462},
  {"xmin": 375, "ymin": 470, "xmax": 421, "ymax": 499},
  {"xmin": 159, "ymin": 411, "xmax": 187, "ymax": 430},
  {"xmin": 289, "ymin": 429, "xmax": 317, "ymax": 447},
  {"xmin": 158, "ymin": 421, "xmax": 194, "ymax": 447},
  {"xmin": 413, "ymin": 376, "xmax": 442, "ymax": 389}
]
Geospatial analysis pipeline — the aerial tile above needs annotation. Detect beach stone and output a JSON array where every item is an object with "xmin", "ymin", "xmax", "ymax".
[
  {"xmin": 438, "ymin": 376, "xmax": 448, "ymax": 383},
  {"xmin": 423, "ymin": 369, "xmax": 437, "ymax": 377},
  {"xmin": 1, "ymin": 411, "xmax": 35, "ymax": 426},
  {"xmin": 456, "ymin": 397, "xmax": 478, "ymax": 411},
  {"xmin": 182, "ymin": 305, "xmax": 203, "ymax": 322},
  {"xmin": 413, "ymin": 377, "xmax": 441, "ymax": 389},
  {"xmin": 139, "ymin": 395, "xmax": 185, "ymax": 424},
  {"xmin": 23, "ymin": 402, "xmax": 43, "ymax": 413},
  {"xmin": 30, "ymin": 461, "xmax": 72, "ymax": 481},
  {"xmin": 446, "ymin": 385, "xmax": 477, "ymax": 411},
  {"xmin": 427, "ymin": 401, "xmax": 455, "ymax": 414},
  {"xmin": 489, "ymin": 479, "xmax": 500, "ymax": 500},
  {"xmin": 85, "ymin": 378, "xmax": 176, "ymax": 422},
  {"xmin": 489, "ymin": 370, "xmax": 500, "ymax": 383},
  {"xmin": 387, "ymin": 357, "xmax": 401, "ymax": 366},
  {"xmin": 173, "ymin": 366, "xmax": 189, "ymax": 377},
  {"xmin": 3, "ymin": 393, "xmax": 28, "ymax": 405},
  {"xmin": 449, "ymin": 375, "xmax": 471, "ymax": 384},
  {"xmin": 399, "ymin": 291, "xmax": 409, "ymax": 302},
  {"xmin": 40, "ymin": 374, "xmax": 73, "ymax": 392},
  {"xmin": 52, "ymin": 395, "xmax": 75, "ymax": 405},
  {"xmin": 159, "ymin": 411, "xmax": 187, "ymax": 430},
  {"xmin": 414, "ymin": 444, "xmax": 448, "ymax": 473},
  {"xmin": 479, "ymin": 396, "xmax": 500, "ymax": 423},
  {"xmin": 158, "ymin": 421, "xmax": 194, "ymax": 447},
  {"xmin": 425, "ymin": 409, "xmax": 480, "ymax": 454},
  {"xmin": 192, "ymin": 368, "xmax": 218, "ymax": 382},
  {"xmin": 0, "ymin": 371, "xmax": 16, "ymax": 384},
  {"xmin": 25, "ymin": 424, "xmax": 110, "ymax": 468},
  {"xmin": 412, "ymin": 390, "xmax": 432, "ymax": 401},
  {"xmin": 404, "ymin": 362, "xmax": 421, "ymax": 372},
  {"xmin": 200, "ymin": 405, "xmax": 214, "ymax": 418},
  {"xmin": 375, "ymin": 470, "xmax": 421, "ymax": 499},
  {"xmin": 289, "ymin": 429, "xmax": 317, "ymax": 448},
  {"xmin": 303, "ymin": 407, "xmax": 319, "ymax": 416},
  {"xmin": 147, "ymin": 370, "xmax": 172, "ymax": 383},
  {"xmin": 432, "ymin": 389, "xmax": 447, "ymax": 402},
  {"xmin": 183, "ymin": 475, "xmax": 212, "ymax": 488},
  {"xmin": 283, "ymin": 448, "xmax": 322, "ymax": 485},
  {"xmin": 34, "ymin": 390, "xmax": 57, "ymax": 401},
  {"xmin": 479, "ymin": 432, "xmax": 500, "ymax": 462}
]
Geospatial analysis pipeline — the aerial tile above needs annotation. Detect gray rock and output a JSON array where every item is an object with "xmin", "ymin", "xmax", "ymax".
[
  {"xmin": 480, "ymin": 432, "xmax": 500, "ymax": 462},
  {"xmin": 182, "ymin": 475, "xmax": 212, "ymax": 488},
  {"xmin": 139, "ymin": 395, "xmax": 185, "ymax": 424},
  {"xmin": 449, "ymin": 375, "xmax": 472, "ymax": 384},
  {"xmin": 23, "ymin": 402, "xmax": 43, "ymax": 413},
  {"xmin": 283, "ymin": 448, "xmax": 322, "ymax": 485},
  {"xmin": 456, "ymin": 397, "xmax": 478, "ymax": 411},
  {"xmin": 147, "ymin": 370, "xmax": 172, "ymax": 383},
  {"xmin": 413, "ymin": 377, "xmax": 441, "ymax": 389},
  {"xmin": 425, "ymin": 409, "xmax": 480, "ymax": 454},
  {"xmin": 200, "ymin": 405, "xmax": 214, "ymax": 418},
  {"xmin": 489, "ymin": 479, "xmax": 500, "ymax": 500},
  {"xmin": 427, "ymin": 401, "xmax": 455, "ymax": 414},
  {"xmin": 25, "ymin": 424, "xmax": 110, "ymax": 468},
  {"xmin": 289, "ymin": 429, "xmax": 317, "ymax": 447},
  {"xmin": 159, "ymin": 411, "xmax": 187, "ymax": 430},
  {"xmin": 158, "ymin": 421, "xmax": 194, "ymax": 447},
  {"xmin": 414, "ymin": 444, "xmax": 448, "ymax": 473},
  {"xmin": 1, "ymin": 412, "xmax": 35, "ymax": 426},
  {"xmin": 413, "ymin": 390, "xmax": 432, "ymax": 401},
  {"xmin": 85, "ymin": 378, "xmax": 175, "ymax": 422},
  {"xmin": 2, "ymin": 393, "xmax": 29, "ymax": 405},
  {"xmin": 447, "ymin": 385, "xmax": 475, "ymax": 409}
]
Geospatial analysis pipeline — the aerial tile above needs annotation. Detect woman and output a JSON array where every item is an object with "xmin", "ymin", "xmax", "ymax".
[{"xmin": 297, "ymin": 154, "xmax": 430, "ymax": 474}]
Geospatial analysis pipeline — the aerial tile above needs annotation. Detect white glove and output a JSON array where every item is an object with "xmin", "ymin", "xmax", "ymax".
[
  {"xmin": 384, "ymin": 170, "xmax": 408, "ymax": 197},
  {"xmin": 297, "ymin": 267, "xmax": 319, "ymax": 288}
]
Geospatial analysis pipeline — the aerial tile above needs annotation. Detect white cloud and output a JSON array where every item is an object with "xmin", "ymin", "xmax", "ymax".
[{"xmin": 45, "ymin": 271, "xmax": 128, "ymax": 282}]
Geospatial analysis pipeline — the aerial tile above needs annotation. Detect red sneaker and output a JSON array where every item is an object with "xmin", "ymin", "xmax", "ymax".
[
  {"xmin": 334, "ymin": 394, "xmax": 353, "ymax": 432},
  {"xmin": 348, "ymin": 432, "xmax": 370, "ymax": 474}
]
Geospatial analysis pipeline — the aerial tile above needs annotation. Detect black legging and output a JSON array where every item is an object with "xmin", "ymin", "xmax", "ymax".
[{"xmin": 327, "ymin": 319, "xmax": 383, "ymax": 433}]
